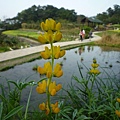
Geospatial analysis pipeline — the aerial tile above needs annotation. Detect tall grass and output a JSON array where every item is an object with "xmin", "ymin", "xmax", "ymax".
[
  {"xmin": 95, "ymin": 31, "xmax": 120, "ymax": 47},
  {"xmin": 60, "ymin": 60, "xmax": 120, "ymax": 120}
]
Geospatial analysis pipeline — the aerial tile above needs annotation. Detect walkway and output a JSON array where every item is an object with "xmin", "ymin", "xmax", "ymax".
[{"xmin": 0, "ymin": 32, "xmax": 101, "ymax": 62}]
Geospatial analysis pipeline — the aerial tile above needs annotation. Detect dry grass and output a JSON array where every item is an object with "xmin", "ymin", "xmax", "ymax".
[{"xmin": 95, "ymin": 33, "xmax": 120, "ymax": 47}]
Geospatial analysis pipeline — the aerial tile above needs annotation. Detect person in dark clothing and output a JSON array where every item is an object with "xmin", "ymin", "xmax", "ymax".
[
  {"xmin": 79, "ymin": 29, "xmax": 83, "ymax": 41},
  {"xmin": 89, "ymin": 30, "xmax": 92, "ymax": 41}
]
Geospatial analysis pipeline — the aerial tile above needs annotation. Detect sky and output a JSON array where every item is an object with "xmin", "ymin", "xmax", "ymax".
[{"xmin": 0, "ymin": 0, "xmax": 120, "ymax": 21}]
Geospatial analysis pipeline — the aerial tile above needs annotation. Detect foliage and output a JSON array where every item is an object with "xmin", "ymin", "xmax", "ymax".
[
  {"xmin": 96, "ymin": 4, "xmax": 120, "ymax": 24},
  {"xmin": 0, "ymin": 77, "xmax": 35, "ymax": 120},
  {"xmin": 60, "ymin": 60, "xmax": 120, "ymax": 120},
  {"xmin": 0, "ymin": 33, "xmax": 29, "ymax": 52}
]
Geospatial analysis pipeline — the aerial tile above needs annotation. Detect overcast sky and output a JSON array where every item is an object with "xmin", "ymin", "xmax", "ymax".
[{"xmin": 0, "ymin": 0, "xmax": 119, "ymax": 20}]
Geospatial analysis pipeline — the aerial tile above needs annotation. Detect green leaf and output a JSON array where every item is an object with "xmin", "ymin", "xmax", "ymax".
[
  {"xmin": 0, "ymin": 102, "xmax": 3, "ymax": 120},
  {"xmin": 3, "ymin": 105, "xmax": 23, "ymax": 120},
  {"xmin": 76, "ymin": 115, "xmax": 92, "ymax": 120}
]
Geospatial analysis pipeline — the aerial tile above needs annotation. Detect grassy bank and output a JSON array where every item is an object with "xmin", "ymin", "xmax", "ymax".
[{"xmin": 95, "ymin": 30, "xmax": 120, "ymax": 48}]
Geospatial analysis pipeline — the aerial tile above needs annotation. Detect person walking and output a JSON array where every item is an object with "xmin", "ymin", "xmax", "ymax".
[
  {"xmin": 79, "ymin": 29, "xmax": 83, "ymax": 41},
  {"xmin": 89, "ymin": 30, "xmax": 92, "ymax": 41},
  {"xmin": 82, "ymin": 29, "xmax": 85, "ymax": 39}
]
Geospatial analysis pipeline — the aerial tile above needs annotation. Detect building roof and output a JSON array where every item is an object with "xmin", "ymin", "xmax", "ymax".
[{"xmin": 81, "ymin": 17, "xmax": 103, "ymax": 23}]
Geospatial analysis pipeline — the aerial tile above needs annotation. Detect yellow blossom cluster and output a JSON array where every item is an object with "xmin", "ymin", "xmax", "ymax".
[
  {"xmin": 40, "ymin": 46, "xmax": 65, "ymax": 59},
  {"xmin": 89, "ymin": 59, "xmax": 100, "ymax": 75},
  {"xmin": 36, "ymin": 18, "xmax": 65, "ymax": 116},
  {"xmin": 38, "ymin": 19, "xmax": 62, "ymax": 43},
  {"xmin": 36, "ymin": 80, "xmax": 62, "ymax": 96},
  {"xmin": 37, "ymin": 62, "xmax": 63, "ymax": 78},
  {"xmin": 39, "ymin": 101, "xmax": 60, "ymax": 115}
]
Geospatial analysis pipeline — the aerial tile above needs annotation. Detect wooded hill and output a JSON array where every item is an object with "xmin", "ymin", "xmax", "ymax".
[{"xmin": 0, "ymin": 4, "xmax": 120, "ymax": 30}]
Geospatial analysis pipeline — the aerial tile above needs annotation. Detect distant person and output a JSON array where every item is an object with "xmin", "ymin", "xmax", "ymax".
[
  {"xmin": 82, "ymin": 29, "xmax": 85, "ymax": 39},
  {"xmin": 89, "ymin": 30, "xmax": 93, "ymax": 41},
  {"xmin": 79, "ymin": 29, "xmax": 83, "ymax": 41}
]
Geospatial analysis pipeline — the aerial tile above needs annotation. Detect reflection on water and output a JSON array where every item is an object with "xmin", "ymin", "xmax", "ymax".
[{"xmin": 0, "ymin": 46, "xmax": 120, "ymax": 108}]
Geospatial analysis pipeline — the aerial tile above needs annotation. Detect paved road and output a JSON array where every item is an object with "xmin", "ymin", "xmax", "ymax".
[{"xmin": 0, "ymin": 32, "xmax": 101, "ymax": 62}]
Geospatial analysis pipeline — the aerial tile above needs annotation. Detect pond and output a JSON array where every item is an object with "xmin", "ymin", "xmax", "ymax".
[{"xmin": 0, "ymin": 46, "xmax": 120, "ymax": 109}]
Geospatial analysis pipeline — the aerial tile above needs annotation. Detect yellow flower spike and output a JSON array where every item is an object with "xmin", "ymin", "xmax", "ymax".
[
  {"xmin": 54, "ymin": 31, "xmax": 62, "ymax": 42},
  {"xmin": 55, "ymin": 22, "xmax": 61, "ymax": 31},
  {"xmin": 91, "ymin": 63, "xmax": 99, "ymax": 68},
  {"xmin": 36, "ymin": 80, "xmax": 47, "ymax": 94},
  {"xmin": 38, "ymin": 34, "xmax": 47, "ymax": 44},
  {"xmin": 117, "ymin": 98, "xmax": 120, "ymax": 103},
  {"xmin": 40, "ymin": 46, "xmax": 51, "ymax": 59},
  {"xmin": 39, "ymin": 102, "xmax": 46, "ymax": 110},
  {"xmin": 115, "ymin": 110, "xmax": 120, "ymax": 117},
  {"xmin": 54, "ymin": 63, "xmax": 63, "ymax": 77}
]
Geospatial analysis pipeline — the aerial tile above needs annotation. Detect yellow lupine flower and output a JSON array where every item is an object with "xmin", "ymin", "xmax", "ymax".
[
  {"xmin": 54, "ymin": 31, "xmax": 62, "ymax": 42},
  {"xmin": 49, "ymin": 81, "xmax": 57, "ymax": 96},
  {"xmin": 39, "ymin": 102, "xmax": 46, "ymax": 110},
  {"xmin": 54, "ymin": 107, "xmax": 60, "ymax": 114},
  {"xmin": 51, "ymin": 101, "xmax": 60, "ymax": 114},
  {"xmin": 115, "ymin": 110, "xmax": 120, "ymax": 117},
  {"xmin": 37, "ymin": 62, "xmax": 52, "ymax": 78},
  {"xmin": 53, "ymin": 63, "xmax": 63, "ymax": 77},
  {"xmin": 37, "ymin": 66, "xmax": 45, "ymax": 74},
  {"xmin": 91, "ymin": 63, "xmax": 99, "ymax": 68},
  {"xmin": 38, "ymin": 34, "xmax": 47, "ymax": 44},
  {"xmin": 53, "ymin": 46, "xmax": 65, "ymax": 59},
  {"xmin": 90, "ymin": 69, "xmax": 100, "ymax": 75},
  {"xmin": 46, "ymin": 30, "xmax": 54, "ymax": 43},
  {"xmin": 49, "ymin": 81, "xmax": 62, "ymax": 96},
  {"xmin": 41, "ymin": 18, "xmax": 59, "ymax": 32},
  {"xmin": 41, "ymin": 22, "xmax": 48, "ymax": 31},
  {"xmin": 55, "ymin": 22, "xmax": 61, "ymax": 31},
  {"xmin": 50, "ymin": 89, "xmax": 56, "ymax": 96},
  {"xmin": 36, "ymin": 80, "xmax": 47, "ymax": 94},
  {"xmin": 39, "ymin": 102, "xmax": 50, "ymax": 115},
  {"xmin": 56, "ymin": 84, "xmax": 62, "ymax": 91},
  {"xmin": 117, "ymin": 98, "xmax": 120, "ymax": 103},
  {"xmin": 40, "ymin": 46, "xmax": 51, "ymax": 59}
]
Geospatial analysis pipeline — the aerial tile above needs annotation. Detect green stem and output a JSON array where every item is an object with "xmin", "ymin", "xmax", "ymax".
[
  {"xmin": 24, "ymin": 85, "xmax": 33, "ymax": 120},
  {"xmin": 47, "ymin": 42, "xmax": 54, "ymax": 119}
]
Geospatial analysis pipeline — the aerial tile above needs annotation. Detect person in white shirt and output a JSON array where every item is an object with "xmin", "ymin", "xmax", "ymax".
[{"xmin": 82, "ymin": 29, "xmax": 85, "ymax": 39}]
